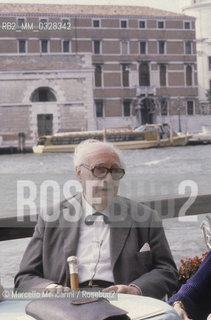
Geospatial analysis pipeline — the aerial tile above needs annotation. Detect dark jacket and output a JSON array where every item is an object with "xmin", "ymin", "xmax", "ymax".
[
  {"xmin": 169, "ymin": 250, "xmax": 211, "ymax": 320},
  {"xmin": 15, "ymin": 194, "xmax": 177, "ymax": 299}
]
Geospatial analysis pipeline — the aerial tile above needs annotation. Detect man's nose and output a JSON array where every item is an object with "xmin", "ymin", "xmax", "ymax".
[{"xmin": 103, "ymin": 171, "xmax": 113, "ymax": 182}]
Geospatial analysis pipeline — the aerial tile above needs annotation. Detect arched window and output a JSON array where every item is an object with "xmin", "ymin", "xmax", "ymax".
[
  {"xmin": 31, "ymin": 87, "xmax": 56, "ymax": 102},
  {"xmin": 186, "ymin": 65, "xmax": 192, "ymax": 86},
  {"xmin": 139, "ymin": 62, "xmax": 150, "ymax": 86},
  {"xmin": 140, "ymin": 98, "xmax": 154, "ymax": 124}
]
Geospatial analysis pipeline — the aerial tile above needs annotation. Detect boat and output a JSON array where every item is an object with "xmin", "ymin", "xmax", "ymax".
[
  {"xmin": 32, "ymin": 123, "xmax": 190, "ymax": 153},
  {"xmin": 188, "ymin": 125, "xmax": 211, "ymax": 145}
]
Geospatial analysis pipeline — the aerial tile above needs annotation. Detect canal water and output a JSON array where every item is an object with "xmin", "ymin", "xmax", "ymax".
[{"xmin": 0, "ymin": 145, "xmax": 211, "ymax": 288}]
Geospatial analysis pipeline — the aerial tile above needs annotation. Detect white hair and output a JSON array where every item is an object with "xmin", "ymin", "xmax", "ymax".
[{"xmin": 73, "ymin": 139, "xmax": 125, "ymax": 169}]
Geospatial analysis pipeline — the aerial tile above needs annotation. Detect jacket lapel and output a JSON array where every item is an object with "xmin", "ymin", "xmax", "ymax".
[
  {"xmin": 59, "ymin": 194, "xmax": 83, "ymax": 286},
  {"xmin": 59, "ymin": 193, "xmax": 82, "ymax": 259},
  {"xmin": 109, "ymin": 197, "xmax": 132, "ymax": 270}
]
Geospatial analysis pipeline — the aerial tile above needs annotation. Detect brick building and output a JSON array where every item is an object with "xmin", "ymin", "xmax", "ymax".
[
  {"xmin": 0, "ymin": 3, "xmax": 198, "ymax": 146},
  {"xmin": 180, "ymin": 0, "xmax": 211, "ymax": 126}
]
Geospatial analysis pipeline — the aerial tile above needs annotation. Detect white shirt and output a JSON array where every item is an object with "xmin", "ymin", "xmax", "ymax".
[{"xmin": 76, "ymin": 195, "xmax": 114, "ymax": 284}]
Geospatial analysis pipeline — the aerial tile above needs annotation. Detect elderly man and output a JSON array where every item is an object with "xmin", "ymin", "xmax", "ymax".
[{"xmin": 15, "ymin": 139, "xmax": 177, "ymax": 298}]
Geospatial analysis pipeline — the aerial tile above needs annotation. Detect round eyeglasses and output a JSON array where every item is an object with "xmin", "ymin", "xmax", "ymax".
[{"xmin": 81, "ymin": 164, "xmax": 125, "ymax": 180}]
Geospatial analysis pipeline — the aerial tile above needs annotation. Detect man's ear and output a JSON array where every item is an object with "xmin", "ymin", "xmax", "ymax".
[{"xmin": 75, "ymin": 166, "xmax": 82, "ymax": 181}]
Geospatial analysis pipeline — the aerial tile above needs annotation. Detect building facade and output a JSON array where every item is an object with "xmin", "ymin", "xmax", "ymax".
[
  {"xmin": 180, "ymin": 0, "xmax": 211, "ymax": 129},
  {"xmin": 0, "ymin": 3, "xmax": 198, "ymax": 146}
]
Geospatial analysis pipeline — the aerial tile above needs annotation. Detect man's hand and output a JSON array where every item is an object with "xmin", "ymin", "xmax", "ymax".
[
  {"xmin": 44, "ymin": 283, "xmax": 71, "ymax": 294},
  {"xmin": 103, "ymin": 284, "xmax": 140, "ymax": 295},
  {"xmin": 173, "ymin": 303, "xmax": 192, "ymax": 320}
]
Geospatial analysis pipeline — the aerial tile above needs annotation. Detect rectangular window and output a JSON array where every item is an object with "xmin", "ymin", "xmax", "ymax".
[
  {"xmin": 121, "ymin": 40, "xmax": 128, "ymax": 55},
  {"xmin": 62, "ymin": 19, "xmax": 70, "ymax": 27},
  {"xmin": 18, "ymin": 39, "xmax": 26, "ymax": 53},
  {"xmin": 95, "ymin": 100, "xmax": 103, "ymax": 117},
  {"xmin": 93, "ymin": 40, "xmax": 100, "ymax": 54},
  {"xmin": 93, "ymin": 20, "xmax": 100, "ymax": 27},
  {"xmin": 186, "ymin": 65, "xmax": 192, "ymax": 86},
  {"xmin": 40, "ymin": 18, "xmax": 48, "ymax": 24},
  {"xmin": 185, "ymin": 41, "xmax": 192, "ymax": 54},
  {"xmin": 158, "ymin": 21, "xmax": 164, "ymax": 29},
  {"xmin": 123, "ymin": 101, "xmax": 131, "ymax": 117},
  {"xmin": 139, "ymin": 62, "xmax": 150, "ymax": 87},
  {"xmin": 208, "ymin": 57, "xmax": 211, "ymax": 71},
  {"xmin": 39, "ymin": 18, "xmax": 48, "ymax": 30},
  {"xmin": 160, "ymin": 64, "xmax": 166, "ymax": 86},
  {"xmin": 122, "ymin": 64, "xmax": 129, "ymax": 87},
  {"xmin": 41, "ymin": 39, "xmax": 48, "ymax": 53},
  {"xmin": 140, "ymin": 41, "xmax": 146, "ymax": 54},
  {"xmin": 121, "ymin": 20, "xmax": 127, "ymax": 28},
  {"xmin": 62, "ymin": 40, "xmax": 69, "ymax": 53},
  {"xmin": 159, "ymin": 41, "xmax": 165, "ymax": 54},
  {"xmin": 95, "ymin": 64, "xmax": 102, "ymax": 87},
  {"xmin": 139, "ymin": 20, "xmax": 145, "ymax": 28},
  {"xmin": 17, "ymin": 18, "xmax": 25, "ymax": 26},
  {"xmin": 184, "ymin": 21, "xmax": 190, "ymax": 29},
  {"xmin": 187, "ymin": 101, "xmax": 194, "ymax": 115}
]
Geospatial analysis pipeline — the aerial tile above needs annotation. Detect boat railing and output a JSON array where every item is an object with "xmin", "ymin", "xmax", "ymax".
[
  {"xmin": 47, "ymin": 131, "xmax": 147, "ymax": 146},
  {"xmin": 0, "ymin": 193, "xmax": 210, "ymax": 241},
  {"xmin": 200, "ymin": 215, "xmax": 211, "ymax": 249}
]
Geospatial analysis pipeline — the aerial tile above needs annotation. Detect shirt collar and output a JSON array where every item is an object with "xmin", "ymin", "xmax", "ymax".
[{"xmin": 81, "ymin": 193, "xmax": 109, "ymax": 218}]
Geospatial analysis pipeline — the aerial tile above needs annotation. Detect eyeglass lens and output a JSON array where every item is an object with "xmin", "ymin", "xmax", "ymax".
[{"xmin": 93, "ymin": 166, "xmax": 124, "ymax": 180}]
